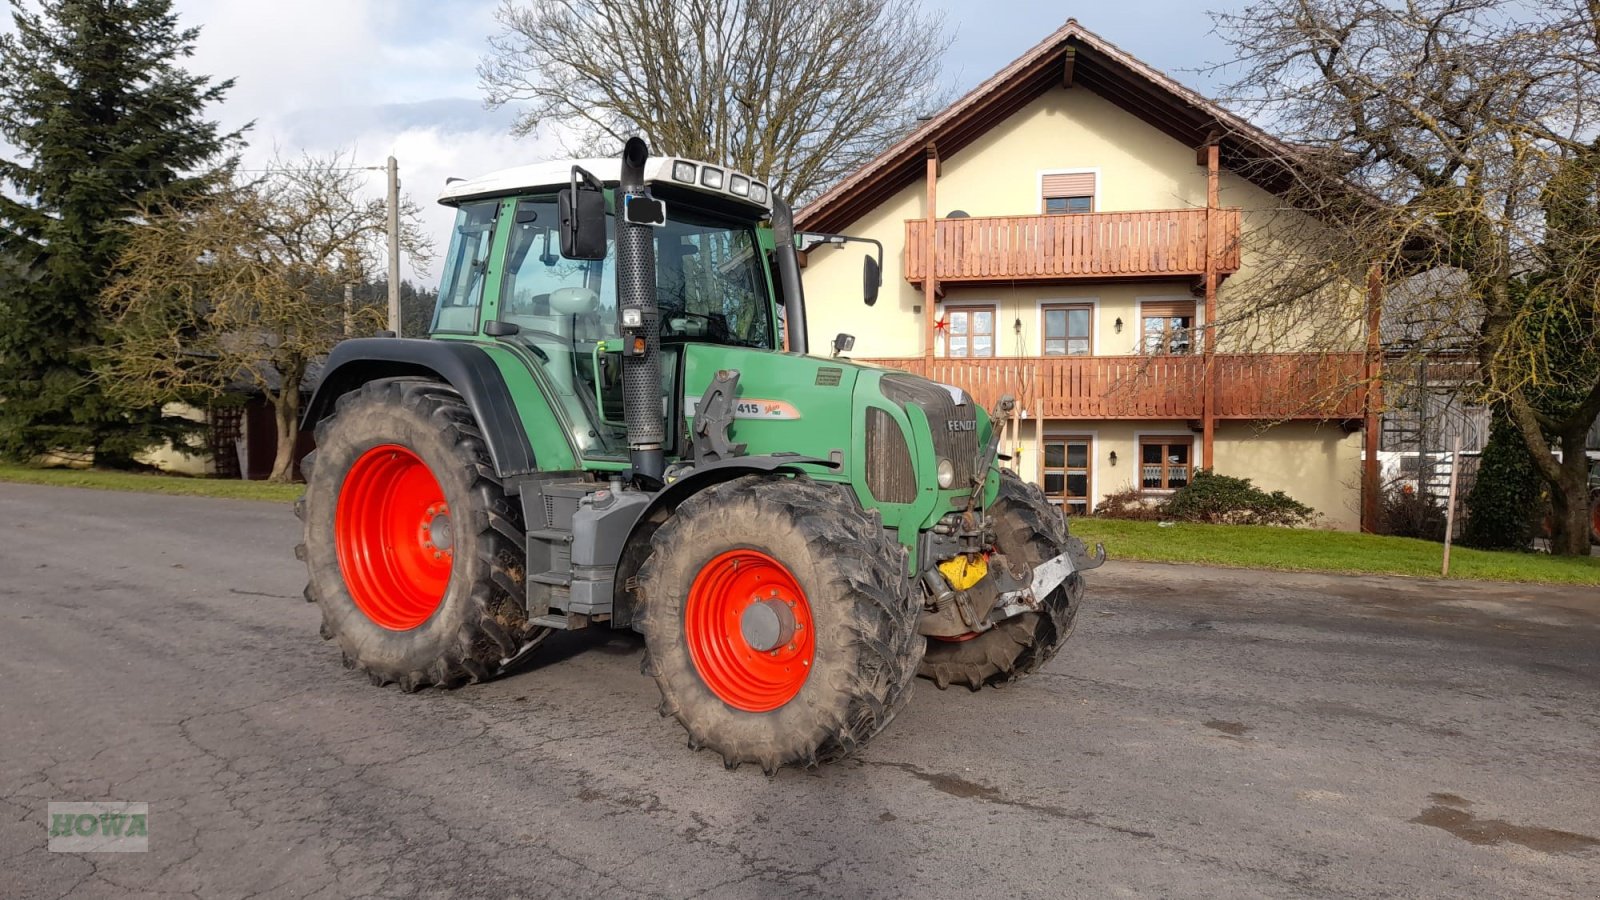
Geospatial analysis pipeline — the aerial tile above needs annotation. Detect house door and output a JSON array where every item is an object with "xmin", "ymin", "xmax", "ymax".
[{"xmin": 1043, "ymin": 436, "xmax": 1093, "ymax": 515}]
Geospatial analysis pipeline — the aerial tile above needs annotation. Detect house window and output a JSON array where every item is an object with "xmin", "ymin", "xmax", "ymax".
[
  {"xmin": 1045, "ymin": 196, "xmax": 1093, "ymax": 214},
  {"xmin": 1140, "ymin": 437, "xmax": 1193, "ymax": 492},
  {"xmin": 1140, "ymin": 299, "xmax": 1195, "ymax": 354},
  {"xmin": 1044, "ymin": 437, "xmax": 1093, "ymax": 515},
  {"xmin": 1041, "ymin": 171, "xmax": 1096, "ymax": 215},
  {"xmin": 943, "ymin": 305, "xmax": 995, "ymax": 358},
  {"xmin": 1043, "ymin": 304, "xmax": 1093, "ymax": 356}
]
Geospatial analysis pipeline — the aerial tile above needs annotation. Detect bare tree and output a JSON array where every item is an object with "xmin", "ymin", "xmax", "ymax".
[
  {"xmin": 1210, "ymin": 0, "xmax": 1600, "ymax": 554},
  {"xmin": 478, "ymin": 0, "xmax": 950, "ymax": 202},
  {"xmin": 99, "ymin": 154, "xmax": 430, "ymax": 482}
]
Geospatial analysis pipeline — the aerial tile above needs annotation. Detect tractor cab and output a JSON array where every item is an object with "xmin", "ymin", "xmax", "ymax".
[{"xmin": 429, "ymin": 157, "xmax": 783, "ymax": 463}]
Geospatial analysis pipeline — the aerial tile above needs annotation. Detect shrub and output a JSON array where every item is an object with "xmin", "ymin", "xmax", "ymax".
[
  {"xmin": 1091, "ymin": 471, "xmax": 1317, "ymax": 526},
  {"xmin": 1461, "ymin": 413, "xmax": 1542, "ymax": 550},
  {"xmin": 1091, "ymin": 487, "xmax": 1168, "ymax": 521},
  {"xmin": 1163, "ymin": 470, "xmax": 1318, "ymax": 526},
  {"xmin": 1377, "ymin": 476, "xmax": 1447, "ymax": 540}
]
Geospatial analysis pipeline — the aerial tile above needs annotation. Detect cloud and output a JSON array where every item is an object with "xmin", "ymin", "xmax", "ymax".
[
  {"xmin": 166, "ymin": 0, "xmax": 551, "ymax": 282},
  {"xmin": 6, "ymin": 1, "xmax": 1242, "ymax": 288}
]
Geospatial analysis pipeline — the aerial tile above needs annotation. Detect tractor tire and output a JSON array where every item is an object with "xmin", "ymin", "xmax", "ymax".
[
  {"xmin": 296, "ymin": 378, "xmax": 547, "ymax": 691},
  {"xmin": 636, "ymin": 475, "xmax": 921, "ymax": 773},
  {"xmin": 918, "ymin": 469, "xmax": 1083, "ymax": 691}
]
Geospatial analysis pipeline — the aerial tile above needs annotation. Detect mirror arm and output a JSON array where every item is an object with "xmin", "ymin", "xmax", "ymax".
[{"xmin": 770, "ymin": 196, "xmax": 808, "ymax": 355}]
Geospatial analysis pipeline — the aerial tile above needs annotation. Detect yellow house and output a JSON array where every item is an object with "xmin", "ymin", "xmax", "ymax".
[{"xmin": 796, "ymin": 19, "xmax": 1378, "ymax": 530}]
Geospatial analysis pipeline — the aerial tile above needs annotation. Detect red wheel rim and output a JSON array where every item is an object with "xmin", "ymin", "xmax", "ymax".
[
  {"xmin": 335, "ymin": 444, "xmax": 453, "ymax": 631},
  {"xmin": 685, "ymin": 549, "xmax": 814, "ymax": 712}
]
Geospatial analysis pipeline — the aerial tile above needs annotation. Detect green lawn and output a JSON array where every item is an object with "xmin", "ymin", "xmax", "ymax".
[
  {"xmin": 1070, "ymin": 518, "xmax": 1600, "ymax": 586},
  {"xmin": 0, "ymin": 464, "xmax": 303, "ymax": 502}
]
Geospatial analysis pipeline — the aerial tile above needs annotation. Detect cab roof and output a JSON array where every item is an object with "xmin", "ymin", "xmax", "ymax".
[{"xmin": 437, "ymin": 155, "xmax": 772, "ymax": 212}]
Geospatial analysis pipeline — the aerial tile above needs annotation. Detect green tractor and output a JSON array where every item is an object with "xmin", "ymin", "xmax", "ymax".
[{"xmin": 297, "ymin": 139, "xmax": 1103, "ymax": 771}]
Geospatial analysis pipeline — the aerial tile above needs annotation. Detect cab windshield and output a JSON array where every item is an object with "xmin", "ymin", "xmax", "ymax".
[{"xmin": 496, "ymin": 196, "xmax": 774, "ymax": 350}]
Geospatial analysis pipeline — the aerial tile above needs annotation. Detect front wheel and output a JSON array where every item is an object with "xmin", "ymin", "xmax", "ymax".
[
  {"xmin": 636, "ymin": 476, "xmax": 921, "ymax": 772},
  {"xmin": 918, "ymin": 469, "xmax": 1084, "ymax": 691}
]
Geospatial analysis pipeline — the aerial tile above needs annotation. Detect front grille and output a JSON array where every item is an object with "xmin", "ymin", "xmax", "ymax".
[
  {"xmin": 865, "ymin": 407, "xmax": 917, "ymax": 503},
  {"xmin": 880, "ymin": 374, "xmax": 980, "ymax": 490}
]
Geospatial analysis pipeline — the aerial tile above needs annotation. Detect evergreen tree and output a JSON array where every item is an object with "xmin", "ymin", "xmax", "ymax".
[
  {"xmin": 1461, "ymin": 411, "xmax": 1543, "ymax": 551},
  {"xmin": 0, "ymin": 0, "xmax": 242, "ymax": 464}
]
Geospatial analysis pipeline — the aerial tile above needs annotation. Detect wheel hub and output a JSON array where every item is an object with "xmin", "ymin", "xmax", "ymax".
[
  {"xmin": 739, "ymin": 599, "xmax": 796, "ymax": 652},
  {"xmin": 424, "ymin": 510, "xmax": 453, "ymax": 553}
]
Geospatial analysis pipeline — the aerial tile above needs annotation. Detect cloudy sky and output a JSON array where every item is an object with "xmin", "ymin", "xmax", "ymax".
[{"xmin": 7, "ymin": 0, "xmax": 1247, "ymax": 283}]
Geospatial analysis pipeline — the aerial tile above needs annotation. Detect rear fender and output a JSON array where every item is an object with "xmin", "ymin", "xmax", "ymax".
[{"xmin": 303, "ymin": 338, "xmax": 538, "ymax": 478}]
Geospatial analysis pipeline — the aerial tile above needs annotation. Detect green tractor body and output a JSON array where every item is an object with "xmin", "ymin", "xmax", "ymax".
[{"xmin": 298, "ymin": 140, "xmax": 1101, "ymax": 770}]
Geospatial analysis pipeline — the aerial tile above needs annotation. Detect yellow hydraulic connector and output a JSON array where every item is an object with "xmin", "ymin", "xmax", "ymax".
[{"xmin": 937, "ymin": 553, "xmax": 988, "ymax": 591}]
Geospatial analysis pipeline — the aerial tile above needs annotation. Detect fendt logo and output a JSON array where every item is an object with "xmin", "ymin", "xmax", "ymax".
[
  {"xmin": 947, "ymin": 419, "xmax": 977, "ymax": 432},
  {"xmin": 47, "ymin": 802, "xmax": 149, "ymax": 853}
]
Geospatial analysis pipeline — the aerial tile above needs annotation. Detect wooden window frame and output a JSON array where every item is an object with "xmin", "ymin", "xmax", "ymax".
[
  {"xmin": 1138, "ymin": 436, "xmax": 1194, "ymax": 494},
  {"xmin": 1038, "ymin": 168, "xmax": 1099, "ymax": 216},
  {"xmin": 943, "ymin": 304, "xmax": 997, "ymax": 359},
  {"xmin": 1138, "ymin": 298, "xmax": 1197, "ymax": 355},
  {"xmin": 1042, "ymin": 303, "xmax": 1094, "ymax": 356},
  {"xmin": 1043, "ymin": 435, "xmax": 1095, "ymax": 515}
]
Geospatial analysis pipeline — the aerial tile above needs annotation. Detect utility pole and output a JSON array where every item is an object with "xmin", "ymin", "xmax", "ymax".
[{"xmin": 386, "ymin": 156, "xmax": 402, "ymax": 336}]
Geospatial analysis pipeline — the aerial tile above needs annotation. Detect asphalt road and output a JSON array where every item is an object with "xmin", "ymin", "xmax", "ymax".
[{"xmin": 3, "ymin": 482, "xmax": 1598, "ymax": 899}]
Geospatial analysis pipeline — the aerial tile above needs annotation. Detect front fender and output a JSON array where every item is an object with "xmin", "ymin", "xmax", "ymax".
[{"xmin": 613, "ymin": 454, "xmax": 840, "ymax": 630}]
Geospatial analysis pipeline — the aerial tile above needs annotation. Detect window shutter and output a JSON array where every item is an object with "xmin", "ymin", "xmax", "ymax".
[
  {"xmin": 1140, "ymin": 299, "xmax": 1195, "ymax": 319},
  {"xmin": 1042, "ymin": 172, "xmax": 1096, "ymax": 197}
]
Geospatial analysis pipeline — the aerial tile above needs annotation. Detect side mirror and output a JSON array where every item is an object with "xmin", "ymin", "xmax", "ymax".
[
  {"xmin": 559, "ymin": 165, "xmax": 606, "ymax": 260},
  {"xmin": 863, "ymin": 255, "xmax": 881, "ymax": 306},
  {"xmin": 831, "ymin": 333, "xmax": 855, "ymax": 357}
]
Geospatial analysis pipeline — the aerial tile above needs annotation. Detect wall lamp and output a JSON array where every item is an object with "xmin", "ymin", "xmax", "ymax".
[
  {"xmin": 1114, "ymin": 317, "xmax": 1123, "ymax": 333},
  {"xmin": 1109, "ymin": 450, "xmax": 1118, "ymax": 466}
]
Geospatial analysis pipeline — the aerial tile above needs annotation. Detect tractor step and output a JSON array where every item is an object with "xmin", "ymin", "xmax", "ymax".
[{"xmin": 530, "ymin": 612, "xmax": 593, "ymax": 631}]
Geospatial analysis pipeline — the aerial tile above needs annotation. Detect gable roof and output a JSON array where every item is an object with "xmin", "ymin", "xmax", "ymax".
[{"xmin": 795, "ymin": 18, "xmax": 1302, "ymax": 234}]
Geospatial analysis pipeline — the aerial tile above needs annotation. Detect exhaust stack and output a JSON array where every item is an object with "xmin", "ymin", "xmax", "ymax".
[{"xmin": 615, "ymin": 137, "xmax": 665, "ymax": 482}]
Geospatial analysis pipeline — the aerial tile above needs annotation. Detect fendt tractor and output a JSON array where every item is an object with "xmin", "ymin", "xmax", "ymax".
[{"xmin": 296, "ymin": 138, "xmax": 1105, "ymax": 771}]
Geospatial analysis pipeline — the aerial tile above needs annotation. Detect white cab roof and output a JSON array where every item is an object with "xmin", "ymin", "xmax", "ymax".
[{"xmin": 437, "ymin": 155, "xmax": 771, "ymax": 211}]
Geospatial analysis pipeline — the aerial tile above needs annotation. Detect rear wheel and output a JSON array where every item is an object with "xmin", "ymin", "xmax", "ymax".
[
  {"xmin": 637, "ymin": 475, "xmax": 920, "ymax": 772},
  {"xmin": 296, "ymin": 378, "xmax": 547, "ymax": 690},
  {"xmin": 918, "ymin": 469, "xmax": 1083, "ymax": 691}
]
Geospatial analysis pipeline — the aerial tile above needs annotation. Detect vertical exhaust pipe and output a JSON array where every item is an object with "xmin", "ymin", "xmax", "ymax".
[{"xmin": 616, "ymin": 137, "xmax": 665, "ymax": 482}]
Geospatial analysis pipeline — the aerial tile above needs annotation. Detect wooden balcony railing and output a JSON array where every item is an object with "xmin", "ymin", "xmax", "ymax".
[
  {"xmin": 904, "ymin": 208, "xmax": 1241, "ymax": 284},
  {"xmin": 859, "ymin": 353, "xmax": 1366, "ymax": 420}
]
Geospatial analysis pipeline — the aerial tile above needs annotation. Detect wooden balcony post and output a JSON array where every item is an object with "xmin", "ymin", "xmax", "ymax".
[
  {"xmin": 923, "ymin": 144, "xmax": 939, "ymax": 363},
  {"xmin": 1201, "ymin": 140, "xmax": 1220, "ymax": 469},
  {"xmin": 1362, "ymin": 263, "xmax": 1385, "ymax": 533}
]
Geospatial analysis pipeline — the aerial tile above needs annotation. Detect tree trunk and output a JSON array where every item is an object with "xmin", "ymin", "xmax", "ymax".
[
  {"xmin": 267, "ymin": 378, "xmax": 303, "ymax": 484},
  {"xmin": 1546, "ymin": 429, "xmax": 1593, "ymax": 556}
]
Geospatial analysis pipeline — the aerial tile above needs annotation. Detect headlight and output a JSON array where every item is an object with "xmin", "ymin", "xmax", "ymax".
[
  {"xmin": 729, "ymin": 173, "xmax": 750, "ymax": 196},
  {"xmin": 672, "ymin": 161, "xmax": 696, "ymax": 183},
  {"xmin": 749, "ymin": 182, "xmax": 768, "ymax": 204},
  {"xmin": 936, "ymin": 457, "xmax": 954, "ymax": 489},
  {"xmin": 700, "ymin": 167, "xmax": 724, "ymax": 189}
]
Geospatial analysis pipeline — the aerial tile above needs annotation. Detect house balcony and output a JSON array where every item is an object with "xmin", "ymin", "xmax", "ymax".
[
  {"xmin": 904, "ymin": 208, "xmax": 1241, "ymax": 287},
  {"xmin": 858, "ymin": 352, "xmax": 1366, "ymax": 421}
]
